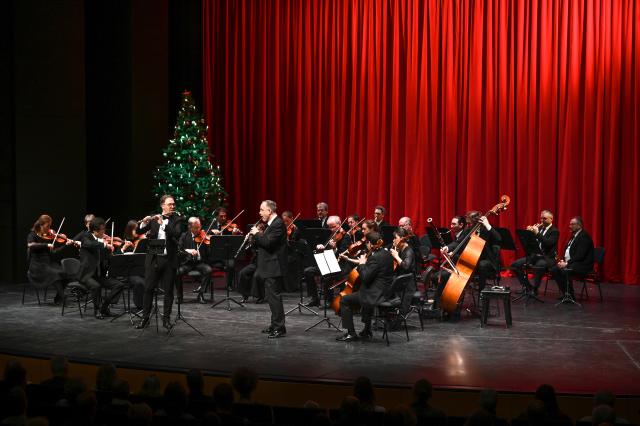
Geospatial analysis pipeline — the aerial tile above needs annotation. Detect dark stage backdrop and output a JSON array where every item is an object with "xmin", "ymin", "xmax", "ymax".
[{"xmin": 202, "ymin": 0, "xmax": 639, "ymax": 284}]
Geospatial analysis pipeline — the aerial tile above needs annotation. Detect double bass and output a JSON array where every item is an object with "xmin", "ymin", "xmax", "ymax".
[{"xmin": 440, "ymin": 195, "xmax": 510, "ymax": 313}]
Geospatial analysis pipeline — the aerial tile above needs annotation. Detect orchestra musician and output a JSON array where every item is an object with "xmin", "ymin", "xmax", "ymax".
[
  {"xmin": 282, "ymin": 211, "xmax": 300, "ymax": 242},
  {"xmin": 115, "ymin": 220, "xmax": 146, "ymax": 311},
  {"xmin": 388, "ymin": 227, "xmax": 416, "ymax": 313},
  {"xmin": 550, "ymin": 216, "xmax": 594, "ymax": 300},
  {"xmin": 302, "ymin": 216, "xmax": 351, "ymax": 307},
  {"xmin": 73, "ymin": 214, "xmax": 95, "ymax": 241},
  {"xmin": 510, "ymin": 210, "xmax": 559, "ymax": 295},
  {"xmin": 248, "ymin": 200, "xmax": 288, "ymax": 338},
  {"xmin": 336, "ymin": 231, "xmax": 395, "ymax": 342},
  {"xmin": 26, "ymin": 215, "xmax": 75, "ymax": 304},
  {"xmin": 435, "ymin": 211, "xmax": 501, "ymax": 310},
  {"xmin": 317, "ymin": 202, "xmax": 329, "ymax": 228},
  {"xmin": 373, "ymin": 205, "xmax": 390, "ymax": 229},
  {"xmin": 177, "ymin": 217, "xmax": 212, "ymax": 304},
  {"xmin": 346, "ymin": 214, "xmax": 364, "ymax": 243},
  {"xmin": 398, "ymin": 216, "xmax": 424, "ymax": 272},
  {"xmin": 210, "ymin": 207, "xmax": 243, "ymax": 235},
  {"xmin": 282, "ymin": 211, "xmax": 303, "ymax": 293},
  {"xmin": 78, "ymin": 217, "xmax": 126, "ymax": 319},
  {"xmin": 237, "ymin": 244, "xmax": 263, "ymax": 304},
  {"xmin": 135, "ymin": 194, "xmax": 186, "ymax": 329}
]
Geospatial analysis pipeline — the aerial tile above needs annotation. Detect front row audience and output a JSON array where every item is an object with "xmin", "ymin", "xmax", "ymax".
[{"xmin": 0, "ymin": 358, "xmax": 633, "ymax": 426}]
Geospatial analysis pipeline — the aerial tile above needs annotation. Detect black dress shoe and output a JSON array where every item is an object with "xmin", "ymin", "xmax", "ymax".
[
  {"xmin": 163, "ymin": 318, "xmax": 173, "ymax": 329},
  {"xmin": 358, "ymin": 329, "xmax": 373, "ymax": 339},
  {"xmin": 255, "ymin": 297, "xmax": 265, "ymax": 304},
  {"xmin": 197, "ymin": 294, "xmax": 207, "ymax": 304},
  {"xmin": 94, "ymin": 312, "xmax": 105, "ymax": 320},
  {"xmin": 336, "ymin": 332, "xmax": 359, "ymax": 342},
  {"xmin": 268, "ymin": 328, "xmax": 286, "ymax": 338},
  {"xmin": 135, "ymin": 317, "xmax": 150, "ymax": 329},
  {"xmin": 239, "ymin": 296, "xmax": 249, "ymax": 304},
  {"xmin": 303, "ymin": 299, "xmax": 320, "ymax": 307},
  {"xmin": 192, "ymin": 286, "xmax": 202, "ymax": 293}
]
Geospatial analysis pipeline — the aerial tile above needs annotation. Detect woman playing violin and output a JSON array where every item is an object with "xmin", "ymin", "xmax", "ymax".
[
  {"xmin": 388, "ymin": 227, "xmax": 417, "ymax": 313},
  {"xmin": 117, "ymin": 220, "xmax": 147, "ymax": 254},
  {"xmin": 26, "ymin": 215, "xmax": 75, "ymax": 303},
  {"xmin": 282, "ymin": 211, "xmax": 300, "ymax": 242}
]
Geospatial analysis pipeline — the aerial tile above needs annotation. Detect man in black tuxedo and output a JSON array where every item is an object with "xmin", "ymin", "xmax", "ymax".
[
  {"xmin": 178, "ymin": 217, "xmax": 212, "ymax": 304},
  {"xmin": 248, "ymin": 200, "xmax": 288, "ymax": 338},
  {"xmin": 510, "ymin": 210, "xmax": 559, "ymax": 294},
  {"xmin": 551, "ymin": 216, "xmax": 594, "ymax": 299},
  {"xmin": 78, "ymin": 217, "xmax": 126, "ymax": 319},
  {"xmin": 135, "ymin": 195, "xmax": 186, "ymax": 329},
  {"xmin": 336, "ymin": 231, "xmax": 395, "ymax": 342},
  {"xmin": 317, "ymin": 202, "xmax": 329, "ymax": 228},
  {"xmin": 373, "ymin": 205, "xmax": 390, "ymax": 229}
]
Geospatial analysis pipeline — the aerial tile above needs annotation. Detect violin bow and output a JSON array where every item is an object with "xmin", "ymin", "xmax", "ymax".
[
  {"xmin": 287, "ymin": 212, "xmax": 301, "ymax": 229},
  {"xmin": 323, "ymin": 217, "xmax": 348, "ymax": 250},
  {"xmin": 51, "ymin": 217, "xmax": 66, "ymax": 249},
  {"xmin": 220, "ymin": 209, "xmax": 245, "ymax": 233}
]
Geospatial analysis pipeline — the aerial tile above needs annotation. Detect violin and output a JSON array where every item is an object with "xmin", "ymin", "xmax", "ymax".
[
  {"xmin": 287, "ymin": 224, "xmax": 298, "ymax": 240},
  {"xmin": 40, "ymin": 231, "xmax": 78, "ymax": 247},
  {"xmin": 193, "ymin": 230, "xmax": 211, "ymax": 245}
]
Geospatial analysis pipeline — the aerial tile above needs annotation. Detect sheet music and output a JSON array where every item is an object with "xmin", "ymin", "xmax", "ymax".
[{"xmin": 314, "ymin": 250, "xmax": 341, "ymax": 275}]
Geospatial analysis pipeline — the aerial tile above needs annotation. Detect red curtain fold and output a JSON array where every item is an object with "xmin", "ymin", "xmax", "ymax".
[{"xmin": 202, "ymin": 0, "xmax": 639, "ymax": 284}]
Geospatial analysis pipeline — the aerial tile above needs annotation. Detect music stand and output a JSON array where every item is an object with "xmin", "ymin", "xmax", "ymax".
[
  {"xmin": 167, "ymin": 267, "xmax": 205, "ymax": 337},
  {"xmin": 513, "ymin": 229, "xmax": 544, "ymax": 304},
  {"xmin": 555, "ymin": 268, "xmax": 581, "ymax": 307},
  {"xmin": 381, "ymin": 225, "xmax": 396, "ymax": 246},
  {"xmin": 305, "ymin": 250, "xmax": 343, "ymax": 332},
  {"xmin": 109, "ymin": 253, "xmax": 145, "ymax": 324},
  {"xmin": 285, "ymin": 240, "xmax": 320, "ymax": 317},
  {"xmin": 299, "ymin": 228, "xmax": 332, "ymax": 248},
  {"xmin": 210, "ymin": 235, "xmax": 246, "ymax": 311},
  {"xmin": 496, "ymin": 227, "xmax": 516, "ymax": 251},
  {"xmin": 296, "ymin": 219, "xmax": 322, "ymax": 230}
]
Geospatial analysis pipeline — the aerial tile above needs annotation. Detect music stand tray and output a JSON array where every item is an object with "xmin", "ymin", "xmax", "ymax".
[
  {"xmin": 305, "ymin": 250, "xmax": 343, "ymax": 333},
  {"xmin": 210, "ymin": 235, "xmax": 246, "ymax": 311},
  {"xmin": 295, "ymin": 219, "xmax": 322, "ymax": 230}
]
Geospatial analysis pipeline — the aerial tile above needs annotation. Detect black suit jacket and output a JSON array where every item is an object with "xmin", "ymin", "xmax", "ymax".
[
  {"xmin": 253, "ymin": 216, "xmax": 287, "ymax": 278},
  {"xmin": 78, "ymin": 233, "xmax": 110, "ymax": 281},
  {"xmin": 536, "ymin": 225, "xmax": 560, "ymax": 259},
  {"xmin": 357, "ymin": 248, "xmax": 395, "ymax": 306},
  {"xmin": 136, "ymin": 214, "xmax": 186, "ymax": 268},
  {"xmin": 564, "ymin": 230, "xmax": 594, "ymax": 274},
  {"xmin": 178, "ymin": 232, "xmax": 210, "ymax": 263}
]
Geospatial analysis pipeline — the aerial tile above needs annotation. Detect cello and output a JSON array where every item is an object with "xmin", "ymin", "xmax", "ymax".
[{"xmin": 440, "ymin": 195, "xmax": 510, "ymax": 313}]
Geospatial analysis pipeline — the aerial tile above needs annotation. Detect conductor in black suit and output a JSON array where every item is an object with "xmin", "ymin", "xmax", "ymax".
[
  {"xmin": 248, "ymin": 200, "xmax": 288, "ymax": 338},
  {"xmin": 551, "ymin": 216, "xmax": 594, "ymax": 299},
  {"xmin": 510, "ymin": 210, "xmax": 559, "ymax": 294},
  {"xmin": 135, "ymin": 194, "xmax": 186, "ymax": 329}
]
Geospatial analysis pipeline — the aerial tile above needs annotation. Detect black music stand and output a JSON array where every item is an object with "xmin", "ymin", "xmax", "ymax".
[
  {"xmin": 167, "ymin": 269, "xmax": 204, "ymax": 337},
  {"xmin": 109, "ymin": 253, "xmax": 145, "ymax": 325},
  {"xmin": 555, "ymin": 268, "xmax": 581, "ymax": 307},
  {"xmin": 285, "ymin": 240, "xmax": 319, "ymax": 317},
  {"xmin": 139, "ymin": 240, "xmax": 168, "ymax": 334},
  {"xmin": 210, "ymin": 235, "xmax": 246, "ymax": 311},
  {"xmin": 296, "ymin": 219, "xmax": 322, "ymax": 230},
  {"xmin": 305, "ymin": 250, "xmax": 343, "ymax": 333},
  {"xmin": 512, "ymin": 229, "xmax": 544, "ymax": 305},
  {"xmin": 299, "ymin": 228, "xmax": 332, "ymax": 248}
]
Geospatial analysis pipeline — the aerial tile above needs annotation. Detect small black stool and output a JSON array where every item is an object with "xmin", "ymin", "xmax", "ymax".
[{"xmin": 480, "ymin": 288, "xmax": 512, "ymax": 328}]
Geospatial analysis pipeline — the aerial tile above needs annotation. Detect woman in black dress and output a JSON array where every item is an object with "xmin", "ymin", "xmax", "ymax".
[{"xmin": 26, "ymin": 215, "xmax": 72, "ymax": 303}]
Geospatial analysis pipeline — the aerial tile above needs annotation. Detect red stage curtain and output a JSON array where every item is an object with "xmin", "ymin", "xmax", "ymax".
[{"xmin": 202, "ymin": 0, "xmax": 639, "ymax": 284}]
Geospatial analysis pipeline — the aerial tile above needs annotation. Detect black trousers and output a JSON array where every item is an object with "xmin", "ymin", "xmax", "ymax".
[
  {"xmin": 128, "ymin": 275, "xmax": 145, "ymax": 310},
  {"xmin": 82, "ymin": 276, "xmax": 125, "ymax": 313},
  {"xmin": 550, "ymin": 265, "xmax": 588, "ymax": 296},
  {"xmin": 142, "ymin": 256, "xmax": 177, "ymax": 318},
  {"xmin": 177, "ymin": 262, "xmax": 212, "ymax": 296},
  {"xmin": 303, "ymin": 266, "xmax": 321, "ymax": 301},
  {"xmin": 339, "ymin": 292, "xmax": 373, "ymax": 333},
  {"xmin": 238, "ymin": 263, "xmax": 263, "ymax": 299},
  {"xmin": 256, "ymin": 274, "xmax": 284, "ymax": 330},
  {"xmin": 511, "ymin": 255, "xmax": 552, "ymax": 288}
]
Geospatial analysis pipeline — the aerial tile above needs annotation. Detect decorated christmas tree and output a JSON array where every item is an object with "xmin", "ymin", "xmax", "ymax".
[{"xmin": 153, "ymin": 91, "xmax": 226, "ymax": 218}]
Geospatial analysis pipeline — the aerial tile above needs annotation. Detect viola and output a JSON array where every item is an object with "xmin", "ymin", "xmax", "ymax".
[{"xmin": 193, "ymin": 230, "xmax": 211, "ymax": 245}]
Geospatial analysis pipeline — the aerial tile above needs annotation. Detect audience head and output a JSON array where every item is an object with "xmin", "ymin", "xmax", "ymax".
[
  {"xmin": 591, "ymin": 404, "xmax": 616, "ymax": 426},
  {"xmin": 112, "ymin": 379, "xmax": 130, "ymax": 400},
  {"xmin": 231, "ymin": 367, "xmax": 258, "ymax": 401},
  {"xmin": 339, "ymin": 395, "xmax": 361, "ymax": 425},
  {"xmin": 127, "ymin": 403, "xmax": 152, "ymax": 426},
  {"xmin": 75, "ymin": 391, "xmax": 98, "ymax": 424},
  {"xmin": 464, "ymin": 409, "xmax": 495, "ymax": 426},
  {"xmin": 139, "ymin": 374, "xmax": 162, "ymax": 397},
  {"xmin": 95, "ymin": 363, "xmax": 117, "ymax": 392},
  {"xmin": 385, "ymin": 405, "xmax": 417, "ymax": 426},
  {"xmin": 3, "ymin": 360, "xmax": 27, "ymax": 389},
  {"xmin": 535, "ymin": 384, "xmax": 560, "ymax": 414},
  {"xmin": 213, "ymin": 382, "xmax": 234, "ymax": 412},
  {"xmin": 593, "ymin": 390, "xmax": 615, "ymax": 407},
  {"xmin": 353, "ymin": 376, "xmax": 376, "ymax": 406},
  {"xmin": 163, "ymin": 381, "xmax": 188, "ymax": 417},
  {"xmin": 50, "ymin": 355, "xmax": 69, "ymax": 378},
  {"xmin": 4, "ymin": 386, "xmax": 27, "ymax": 417},
  {"xmin": 186, "ymin": 368, "xmax": 205, "ymax": 396},
  {"xmin": 479, "ymin": 389, "xmax": 498, "ymax": 414},
  {"xmin": 63, "ymin": 377, "xmax": 87, "ymax": 406},
  {"xmin": 412, "ymin": 379, "xmax": 433, "ymax": 404}
]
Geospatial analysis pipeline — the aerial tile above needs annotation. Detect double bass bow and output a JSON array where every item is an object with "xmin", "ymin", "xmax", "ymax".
[{"xmin": 440, "ymin": 195, "xmax": 511, "ymax": 313}]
